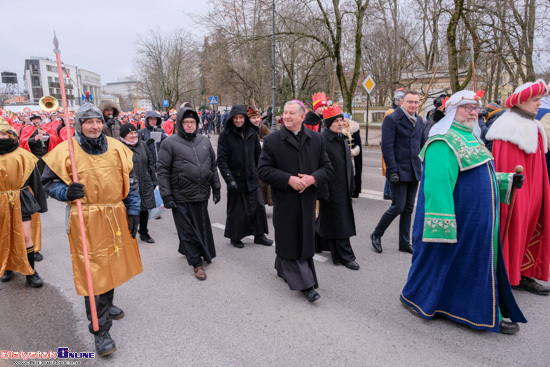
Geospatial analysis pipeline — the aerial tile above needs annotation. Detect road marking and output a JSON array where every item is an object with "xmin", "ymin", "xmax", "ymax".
[{"xmin": 358, "ymin": 189, "xmax": 388, "ymax": 201}]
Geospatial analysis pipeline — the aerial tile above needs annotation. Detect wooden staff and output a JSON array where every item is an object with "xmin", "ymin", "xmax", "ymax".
[
  {"xmin": 502, "ymin": 165, "xmax": 524, "ymax": 244},
  {"xmin": 418, "ymin": 65, "xmax": 440, "ymax": 114},
  {"xmin": 53, "ymin": 33, "xmax": 99, "ymax": 332},
  {"xmin": 471, "ymin": 44, "xmax": 477, "ymax": 91}
]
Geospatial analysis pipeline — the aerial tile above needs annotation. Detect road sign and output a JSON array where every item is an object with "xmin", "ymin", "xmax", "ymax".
[
  {"xmin": 163, "ymin": 100, "xmax": 169, "ymax": 107},
  {"xmin": 362, "ymin": 75, "xmax": 376, "ymax": 94},
  {"xmin": 209, "ymin": 96, "xmax": 218, "ymax": 105}
]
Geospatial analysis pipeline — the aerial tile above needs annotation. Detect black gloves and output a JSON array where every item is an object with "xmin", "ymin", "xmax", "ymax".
[
  {"xmin": 512, "ymin": 173, "xmax": 524, "ymax": 189},
  {"xmin": 213, "ymin": 192, "xmax": 221, "ymax": 204},
  {"xmin": 227, "ymin": 181, "xmax": 239, "ymax": 193},
  {"xmin": 146, "ymin": 138, "xmax": 155, "ymax": 146},
  {"xmin": 389, "ymin": 172, "xmax": 400, "ymax": 184},
  {"xmin": 67, "ymin": 183, "xmax": 85, "ymax": 201},
  {"xmin": 128, "ymin": 215, "xmax": 139, "ymax": 238},
  {"xmin": 165, "ymin": 201, "xmax": 177, "ymax": 209}
]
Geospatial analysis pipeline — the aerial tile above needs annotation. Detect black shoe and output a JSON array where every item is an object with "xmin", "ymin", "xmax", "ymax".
[
  {"xmin": 26, "ymin": 271, "xmax": 43, "ymax": 288},
  {"xmin": 399, "ymin": 244, "xmax": 414, "ymax": 254},
  {"xmin": 301, "ymin": 288, "xmax": 320, "ymax": 302},
  {"xmin": 95, "ymin": 332, "xmax": 117, "ymax": 356},
  {"xmin": 139, "ymin": 234, "xmax": 155, "ymax": 243},
  {"xmin": 34, "ymin": 252, "xmax": 43, "ymax": 261},
  {"xmin": 254, "ymin": 235, "xmax": 273, "ymax": 246},
  {"xmin": 231, "ymin": 239, "xmax": 244, "ymax": 248},
  {"xmin": 499, "ymin": 320, "xmax": 519, "ymax": 334},
  {"xmin": 370, "ymin": 233, "xmax": 382, "ymax": 253},
  {"xmin": 400, "ymin": 297, "xmax": 422, "ymax": 318},
  {"xmin": 109, "ymin": 305, "xmax": 125, "ymax": 320},
  {"xmin": 383, "ymin": 195, "xmax": 391, "ymax": 200},
  {"xmin": 512, "ymin": 276, "xmax": 550, "ymax": 295},
  {"xmin": 1, "ymin": 270, "xmax": 13, "ymax": 282},
  {"xmin": 344, "ymin": 261, "xmax": 360, "ymax": 270}
]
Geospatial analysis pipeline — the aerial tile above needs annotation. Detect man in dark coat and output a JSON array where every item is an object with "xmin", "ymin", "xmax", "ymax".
[
  {"xmin": 157, "ymin": 107, "xmax": 221, "ymax": 281},
  {"xmin": 371, "ymin": 90, "xmax": 426, "ymax": 254},
  {"xmin": 316, "ymin": 105, "xmax": 358, "ymax": 270},
  {"xmin": 217, "ymin": 104, "xmax": 272, "ymax": 248},
  {"xmin": 258, "ymin": 100, "xmax": 333, "ymax": 302},
  {"xmin": 138, "ymin": 111, "xmax": 167, "ymax": 165},
  {"xmin": 119, "ymin": 123, "xmax": 158, "ymax": 243}
]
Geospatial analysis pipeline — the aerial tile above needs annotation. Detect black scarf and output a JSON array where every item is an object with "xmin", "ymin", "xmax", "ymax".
[{"xmin": 0, "ymin": 137, "xmax": 19, "ymax": 154}]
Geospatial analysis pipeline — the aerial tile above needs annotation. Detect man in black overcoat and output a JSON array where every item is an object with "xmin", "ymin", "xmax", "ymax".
[
  {"xmin": 258, "ymin": 100, "xmax": 333, "ymax": 302},
  {"xmin": 371, "ymin": 90, "xmax": 426, "ymax": 254},
  {"xmin": 217, "ymin": 105, "xmax": 272, "ymax": 248},
  {"xmin": 316, "ymin": 105, "xmax": 359, "ymax": 270}
]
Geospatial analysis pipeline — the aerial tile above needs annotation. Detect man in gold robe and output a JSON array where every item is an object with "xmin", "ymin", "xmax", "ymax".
[
  {"xmin": 0, "ymin": 118, "xmax": 47, "ymax": 287},
  {"xmin": 42, "ymin": 102, "xmax": 142, "ymax": 357}
]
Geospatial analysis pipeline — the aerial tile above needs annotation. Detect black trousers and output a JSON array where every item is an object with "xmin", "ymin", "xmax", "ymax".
[
  {"xmin": 84, "ymin": 288, "xmax": 114, "ymax": 334},
  {"xmin": 138, "ymin": 210, "xmax": 149, "ymax": 236},
  {"xmin": 373, "ymin": 181, "xmax": 419, "ymax": 247}
]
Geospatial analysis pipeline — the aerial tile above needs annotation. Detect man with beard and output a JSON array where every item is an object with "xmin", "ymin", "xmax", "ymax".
[
  {"xmin": 316, "ymin": 105, "xmax": 359, "ymax": 270},
  {"xmin": 217, "ymin": 104, "xmax": 272, "ymax": 248},
  {"xmin": 400, "ymin": 90, "xmax": 527, "ymax": 334},
  {"xmin": 157, "ymin": 107, "xmax": 221, "ymax": 280},
  {"xmin": 99, "ymin": 100, "xmax": 122, "ymax": 139},
  {"xmin": 0, "ymin": 118, "xmax": 47, "ymax": 287},
  {"xmin": 19, "ymin": 113, "xmax": 57, "ymax": 173},
  {"xmin": 258, "ymin": 100, "xmax": 333, "ymax": 302},
  {"xmin": 486, "ymin": 80, "xmax": 550, "ymax": 295},
  {"xmin": 42, "ymin": 102, "xmax": 142, "ymax": 357}
]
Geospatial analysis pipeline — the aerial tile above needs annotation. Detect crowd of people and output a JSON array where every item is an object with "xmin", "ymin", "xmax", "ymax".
[{"xmin": 1, "ymin": 80, "xmax": 549, "ymax": 357}]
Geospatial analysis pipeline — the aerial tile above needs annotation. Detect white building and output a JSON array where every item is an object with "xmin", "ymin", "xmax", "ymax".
[
  {"xmin": 23, "ymin": 57, "xmax": 101, "ymax": 110},
  {"xmin": 102, "ymin": 80, "xmax": 152, "ymax": 111}
]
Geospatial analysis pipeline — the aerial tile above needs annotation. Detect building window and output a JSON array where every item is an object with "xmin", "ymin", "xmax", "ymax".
[{"xmin": 31, "ymin": 76, "xmax": 41, "ymax": 86}]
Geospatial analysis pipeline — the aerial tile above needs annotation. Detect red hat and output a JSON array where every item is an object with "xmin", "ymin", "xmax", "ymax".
[
  {"xmin": 312, "ymin": 92, "xmax": 328, "ymax": 111},
  {"xmin": 322, "ymin": 104, "xmax": 343, "ymax": 128},
  {"xmin": 505, "ymin": 79, "xmax": 547, "ymax": 109}
]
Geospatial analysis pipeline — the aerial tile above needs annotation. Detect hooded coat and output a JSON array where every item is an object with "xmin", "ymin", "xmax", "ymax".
[
  {"xmin": 138, "ymin": 111, "xmax": 167, "ymax": 164},
  {"xmin": 157, "ymin": 107, "xmax": 221, "ymax": 203},
  {"xmin": 217, "ymin": 105, "xmax": 261, "ymax": 192},
  {"xmin": 303, "ymin": 111, "xmax": 322, "ymax": 132},
  {"xmin": 99, "ymin": 100, "xmax": 121, "ymax": 139}
]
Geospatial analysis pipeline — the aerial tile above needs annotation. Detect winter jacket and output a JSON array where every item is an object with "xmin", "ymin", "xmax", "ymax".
[
  {"xmin": 157, "ymin": 107, "xmax": 221, "ymax": 203},
  {"xmin": 217, "ymin": 105, "xmax": 261, "ymax": 192},
  {"xmin": 138, "ymin": 111, "xmax": 167, "ymax": 164}
]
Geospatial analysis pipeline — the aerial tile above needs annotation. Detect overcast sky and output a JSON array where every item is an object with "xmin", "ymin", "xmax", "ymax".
[{"xmin": 2, "ymin": 0, "xmax": 209, "ymax": 87}]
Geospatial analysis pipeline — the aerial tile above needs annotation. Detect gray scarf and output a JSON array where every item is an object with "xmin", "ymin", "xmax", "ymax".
[{"xmin": 400, "ymin": 106, "xmax": 417, "ymax": 125}]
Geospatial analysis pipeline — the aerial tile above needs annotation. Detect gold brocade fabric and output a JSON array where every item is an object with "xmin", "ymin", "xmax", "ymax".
[
  {"xmin": 0, "ymin": 148, "xmax": 38, "ymax": 276},
  {"xmin": 31, "ymin": 213, "xmax": 41, "ymax": 252},
  {"xmin": 43, "ymin": 137, "xmax": 143, "ymax": 296}
]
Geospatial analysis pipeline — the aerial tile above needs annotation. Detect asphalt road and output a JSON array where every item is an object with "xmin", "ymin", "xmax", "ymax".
[{"xmin": 1, "ymin": 132, "xmax": 549, "ymax": 367}]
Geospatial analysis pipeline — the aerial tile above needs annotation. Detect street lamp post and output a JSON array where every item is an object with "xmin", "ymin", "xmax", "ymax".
[{"xmin": 271, "ymin": 0, "xmax": 277, "ymax": 131}]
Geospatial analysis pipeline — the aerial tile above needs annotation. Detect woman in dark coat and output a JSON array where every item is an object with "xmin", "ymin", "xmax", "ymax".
[
  {"xmin": 217, "ymin": 104, "xmax": 272, "ymax": 248},
  {"xmin": 316, "ymin": 110, "xmax": 358, "ymax": 270},
  {"xmin": 157, "ymin": 107, "xmax": 221, "ymax": 281},
  {"xmin": 119, "ymin": 123, "xmax": 157, "ymax": 243}
]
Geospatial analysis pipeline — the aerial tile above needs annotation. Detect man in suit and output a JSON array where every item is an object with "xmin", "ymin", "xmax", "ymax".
[{"xmin": 371, "ymin": 90, "xmax": 426, "ymax": 254}]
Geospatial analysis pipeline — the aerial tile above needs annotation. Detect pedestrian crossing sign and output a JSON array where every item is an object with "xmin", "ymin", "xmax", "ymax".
[{"xmin": 209, "ymin": 96, "xmax": 218, "ymax": 105}]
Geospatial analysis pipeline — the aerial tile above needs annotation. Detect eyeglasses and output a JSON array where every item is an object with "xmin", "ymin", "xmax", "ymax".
[
  {"xmin": 461, "ymin": 105, "xmax": 481, "ymax": 113},
  {"xmin": 405, "ymin": 100, "xmax": 420, "ymax": 105}
]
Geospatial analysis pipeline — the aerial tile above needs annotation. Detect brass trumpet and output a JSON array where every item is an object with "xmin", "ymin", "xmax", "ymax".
[{"xmin": 39, "ymin": 95, "xmax": 59, "ymax": 111}]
